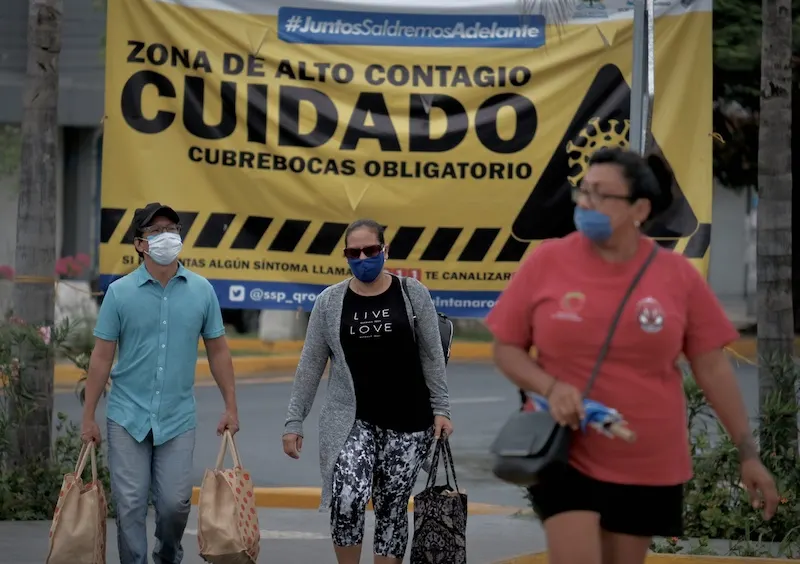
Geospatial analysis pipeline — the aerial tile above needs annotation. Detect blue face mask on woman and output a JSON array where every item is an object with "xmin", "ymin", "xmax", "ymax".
[
  {"xmin": 573, "ymin": 207, "xmax": 613, "ymax": 243},
  {"xmin": 347, "ymin": 253, "xmax": 385, "ymax": 283}
]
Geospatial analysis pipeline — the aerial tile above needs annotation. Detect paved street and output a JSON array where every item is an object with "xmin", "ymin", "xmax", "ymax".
[
  {"xmin": 0, "ymin": 359, "xmax": 760, "ymax": 562},
  {"xmin": 50, "ymin": 359, "xmax": 760, "ymax": 508},
  {"xmin": 54, "ymin": 362, "xmax": 540, "ymax": 508},
  {"xmin": 0, "ymin": 507, "xmax": 545, "ymax": 563}
]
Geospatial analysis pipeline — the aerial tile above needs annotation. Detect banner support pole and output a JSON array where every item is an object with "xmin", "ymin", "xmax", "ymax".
[{"xmin": 629, "ymin": 0, "xmax": 655, "ymax": 155}]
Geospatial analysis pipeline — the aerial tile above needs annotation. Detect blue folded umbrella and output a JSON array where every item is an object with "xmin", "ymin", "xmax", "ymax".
[{"xmin": 528, "ymin": 393, "xmax": 636, "ymax": 441}]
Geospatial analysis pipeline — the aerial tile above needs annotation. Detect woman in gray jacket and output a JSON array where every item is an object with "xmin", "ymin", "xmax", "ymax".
[{"xmin": 282, "ymin": 218, "xmax": 453, "ymax": 564}]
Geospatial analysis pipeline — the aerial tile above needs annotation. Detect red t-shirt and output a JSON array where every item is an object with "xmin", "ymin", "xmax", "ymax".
[{"xmin": 485, "ymin": 233, "xmax": 739, "ymax": 486}]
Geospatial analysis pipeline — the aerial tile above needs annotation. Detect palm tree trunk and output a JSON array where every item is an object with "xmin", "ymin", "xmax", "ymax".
[
  {"xmin": 756, "ymin": 0, "xmax": 793, "ymax": 417},
  {"xmin": 9, "ymin": 0, "xmax": 63, "ymax": 465}
]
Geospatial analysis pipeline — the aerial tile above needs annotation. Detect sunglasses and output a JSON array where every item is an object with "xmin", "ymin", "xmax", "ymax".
[{"xmin": 343, "ymin": 245, "xmax": 384, "ymax": 260}]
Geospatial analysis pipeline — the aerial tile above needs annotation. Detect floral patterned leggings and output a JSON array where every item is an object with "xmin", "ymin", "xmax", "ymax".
[{"xmin": 330, "ymin": 419, "xmax": 433, "ymax": 557}]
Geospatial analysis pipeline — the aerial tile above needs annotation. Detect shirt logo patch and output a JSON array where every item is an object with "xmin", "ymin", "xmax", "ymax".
[
  {"xmin": 636, "ymin": 297, "xmax": 664, "ymax": 333},
  {"xmin": 552, "ymin": 291, "xmax": 586, "ymax": 322}
]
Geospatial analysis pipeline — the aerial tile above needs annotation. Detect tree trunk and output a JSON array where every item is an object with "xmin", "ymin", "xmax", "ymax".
[
  {"xmin": 9, "ymin": 0, "xmax": 63, "ymax": 465},
  {"xmin": 756, "ymin": 0, "xmax": 793, "ymax": 412}
]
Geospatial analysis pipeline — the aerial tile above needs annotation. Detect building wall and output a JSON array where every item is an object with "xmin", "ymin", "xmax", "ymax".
[
  {"xmin": 0, "ymin": 0, "xmax": 105, "ymax": 126},
  {"xmin": 62, "ymin": 127, "xmax": 102, "ymax": 273},
  {"xmin": 708, "ymin": 182, "xmax": 749, "ymax": 300}
]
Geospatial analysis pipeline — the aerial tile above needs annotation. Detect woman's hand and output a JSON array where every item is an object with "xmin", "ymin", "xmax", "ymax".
[
  {"xmin": 434, "ymin": 415, "xmax": 454, "ymax": 439},
  {"xmin": 282, "ymin": 433, "xmax": 303, "ymax": 459},
  {"xmin": 547, "ymin": 381, "xmax": 584, "ymax": 430},
  {"xmin": 741, "ymin": 458, "xmax": 779, "ymax": 519}
]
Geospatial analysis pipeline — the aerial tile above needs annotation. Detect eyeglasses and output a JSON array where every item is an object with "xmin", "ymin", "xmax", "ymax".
[
  {"xmin": 343, "ymin": 245, "xmax": 383, "ymax": 260},
  {"xmin": 571, "ymin": 186, "xmax": 634, "ymax": 206},
  {"xmin": 141, "ymin": 224, "xmax": 181, "ymax": 236}
]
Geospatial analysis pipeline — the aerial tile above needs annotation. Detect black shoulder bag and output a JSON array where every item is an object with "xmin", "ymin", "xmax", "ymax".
[{"xmin": 490, "ymin": 245, "xmax": 659, "ymax": 487}]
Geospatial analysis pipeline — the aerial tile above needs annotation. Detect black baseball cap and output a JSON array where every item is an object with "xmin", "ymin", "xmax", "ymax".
[{"xmin": 131, "ymin": 202, "xmax": 180, "ymax": 235}]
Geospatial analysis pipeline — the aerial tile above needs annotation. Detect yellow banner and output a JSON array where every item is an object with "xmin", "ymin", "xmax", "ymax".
[{"xmin": 100, "ymin": 0, "xmax": 712, "ymax": 316}]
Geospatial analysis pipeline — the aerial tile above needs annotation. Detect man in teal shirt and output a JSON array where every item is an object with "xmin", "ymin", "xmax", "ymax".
[{"xmin": 81, "ymin": 202, "xmax": 239, "ymax": 564}]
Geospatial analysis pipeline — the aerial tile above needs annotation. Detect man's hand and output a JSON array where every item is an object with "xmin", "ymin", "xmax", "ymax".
[
  {"xmin": 282, "ymin": 433, "xmax": 303, "ymax": 459},
  {"xmin": 81, "ymin": 418, "xmax": 102, "ymax": 445},
  {"xmin": 217, "ymin": 410, "xmax": 240, "ymax": 436},
  {"xmin": 434, "ymin": 415, "xmax": 454, "ymax": 439},
  {"xmin": 741, "ymin": 458, "xmax": 779, "ymax": 520}
]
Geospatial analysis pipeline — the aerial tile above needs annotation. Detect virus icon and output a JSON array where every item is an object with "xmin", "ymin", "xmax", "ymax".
[{"xmin": 566, "ymin": 117, "xmax": 631, "ymax": 186}]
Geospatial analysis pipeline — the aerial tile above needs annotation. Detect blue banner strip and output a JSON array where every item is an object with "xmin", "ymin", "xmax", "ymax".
[
  {"xmin": 99, "ymin": 275, "xmax": 498, "ymax": 318},
  {"xmin": 277, "ymin": 8, "xmax": 546, "ymax": 48}
]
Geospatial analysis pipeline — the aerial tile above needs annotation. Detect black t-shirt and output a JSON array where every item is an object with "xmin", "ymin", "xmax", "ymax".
[{"xmin": 340, "ymin": 275, "xmax": 433, "ymax": 432}]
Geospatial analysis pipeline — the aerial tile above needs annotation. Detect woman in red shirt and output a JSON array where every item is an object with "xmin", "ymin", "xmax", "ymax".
[{"xmin": 486, "ymin": 147, "xmax": 778, "ymax": 564}]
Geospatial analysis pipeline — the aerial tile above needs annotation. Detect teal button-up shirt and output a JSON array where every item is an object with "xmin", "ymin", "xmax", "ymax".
[{"xmin": 93, "ymin": 263, "xmax": 225, "ymax": 445}]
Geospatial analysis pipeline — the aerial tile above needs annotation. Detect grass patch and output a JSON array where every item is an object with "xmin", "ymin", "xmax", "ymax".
[{"xmin": 453, "ymin": 324, "xmax": 492, "ymax": 342}]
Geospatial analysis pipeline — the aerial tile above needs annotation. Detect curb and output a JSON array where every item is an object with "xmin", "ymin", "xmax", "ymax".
[
  {"xmin": 494, "ymin": 554, "xmax": 778, "ymax": 563},
  {"xmin": 52, "ymin": 341, "xmax": 491, "ymax": 388},
  {"xmin": 53, "ymin": 354, "xmax": 301, "ymax": 389},
  {"xmin": 53, "ymin": 335, "xmax": 786, "ymax": 389},
  {"xmin": 189, "ymin": 486, "xmax": 518, "ymax": 516},
  {"xmin": 206, "ymin": 336, "xmax": 789, "ymax": 363},
  {"xmin": 217, "ymin": 338, "xmax": 495, "ymax": 359}
]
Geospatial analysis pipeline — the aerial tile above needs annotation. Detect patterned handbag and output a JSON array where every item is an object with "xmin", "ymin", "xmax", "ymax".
[
  {"xmin": 46, "ymin": 442, "xmax": 108, "ymax": 564},
  {"xmin": 197, "ymin": 430, "xmax": 260, "ymax": 563},
  {"xmin": 410, "ymin": 436, "xmax": 468, "ymax": 564}
]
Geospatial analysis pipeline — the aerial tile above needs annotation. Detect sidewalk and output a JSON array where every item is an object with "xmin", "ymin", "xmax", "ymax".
[{"xmin": 0, "ymin": 506, "xmax": 545, "ymax": 563}]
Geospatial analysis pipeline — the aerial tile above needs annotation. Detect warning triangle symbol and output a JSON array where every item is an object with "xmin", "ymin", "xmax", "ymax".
[{"xmin": 510, "ymin": 63, "xmax": 699, "ymax": 242}]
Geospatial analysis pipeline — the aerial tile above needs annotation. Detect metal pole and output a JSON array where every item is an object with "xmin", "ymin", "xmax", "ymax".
[{"xmin": 629, "ymin": 0, "xmax": 655, "ymax": 155}]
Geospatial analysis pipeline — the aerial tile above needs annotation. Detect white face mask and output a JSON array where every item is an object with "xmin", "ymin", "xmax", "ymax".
[{"xmin": 146, "ymin": 233, "xmax": 183, "ymax": 265}]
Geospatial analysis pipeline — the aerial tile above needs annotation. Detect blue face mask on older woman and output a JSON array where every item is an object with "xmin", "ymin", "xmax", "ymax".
[{"xmin": 573, "ymin": 207, "xmax": 613, "ymax": 243}]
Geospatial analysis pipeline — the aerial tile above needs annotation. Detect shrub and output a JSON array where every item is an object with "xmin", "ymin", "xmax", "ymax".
[
  {"xmin": 652, "ymin": 357, "xmax": 800, "ymax": 557},
  {"xmin": 0, "ymin": 314, "xmax": 113, "ymax": 520}
]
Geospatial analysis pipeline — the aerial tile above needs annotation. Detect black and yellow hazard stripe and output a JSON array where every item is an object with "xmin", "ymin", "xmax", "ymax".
[{"xmin": 100, "ymin": 208, "xmax": 711, "ymax": 262}]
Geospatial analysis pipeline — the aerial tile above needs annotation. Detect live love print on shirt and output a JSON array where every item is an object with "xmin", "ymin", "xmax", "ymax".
[
  {"xmin": 485, "ymin": 233, "xmax": 739, "ymax": 487},
  {"xmin": 340, "ymin": 275, "xmax": 433, "ymax": 434},
  {"xmin": 347, "ymin": 307, "xmax": 394, "ymax": 339}
]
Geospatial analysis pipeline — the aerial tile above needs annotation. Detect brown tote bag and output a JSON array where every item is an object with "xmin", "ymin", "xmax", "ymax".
[
  {"xmin": 46, "ymin": 442, "xmax": 108, "ymax": 564},
  {"xmin": 197, "ymin": 430, "xmax": 260, "ymax": 563}
]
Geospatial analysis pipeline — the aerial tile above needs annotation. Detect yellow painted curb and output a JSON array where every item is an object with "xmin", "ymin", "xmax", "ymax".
[
  {"xmin": 200, "ymin": 339, "xmax": 304, "ymax": 354},
  {"xmin": 200, "ymin": 336, "xmax": 786, "ymax": 364},
  {"xmin": 209, "ymin": 338, "xmax": 494, "ymax": 359},
  {"xmin": 53, "ymin": 335, "xmax": 786, "ymax": 389},
  {"xmin": 190, "ymin": 486, "xmax": 517, "ymax": 516},
  {"xmin": 53, "ymin": 355, "xmax": 301, "ymax": 388},
  {"xmin": 494, "ymin": 554, "xmax": 778, "ymax": 563}
]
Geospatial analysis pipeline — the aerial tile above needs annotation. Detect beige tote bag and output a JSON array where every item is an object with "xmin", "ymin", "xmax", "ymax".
[
  {"xmin": 46, "ymin": 442, "xmax": 108, "ymax": 564},
  {"xmin": 197, "ymin": 430, "xmax": 260, "ymax": 563}
]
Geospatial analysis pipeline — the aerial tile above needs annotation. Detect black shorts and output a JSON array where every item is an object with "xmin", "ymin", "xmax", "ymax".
[{"xmin": 527, "ymin": 462, "xmax": 684, "ymax": 538}]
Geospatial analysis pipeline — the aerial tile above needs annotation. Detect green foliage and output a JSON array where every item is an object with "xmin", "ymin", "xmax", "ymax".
[
  {"xmin": 713, "ymin": 0, "xmax": 800, "ymax": 100},
  {"xmin": 711, "ymin": 0, "xmax": 800, "ymax": 190},
  {"xmin": 0, "ymin": 315, "xmax": 114, "ymax": 520},
  {"xmin": 654, "ymin": 359, "xmax": 800, "ymax": 557},
  {"xmin": 651, "ymin": 535, "xmax": 717, "ymax": 556}
]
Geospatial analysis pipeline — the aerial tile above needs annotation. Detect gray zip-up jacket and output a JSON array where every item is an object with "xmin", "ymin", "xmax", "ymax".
[{"xmin": 283, "ymin": 276, "xmax": 451, "ymax": 511}]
